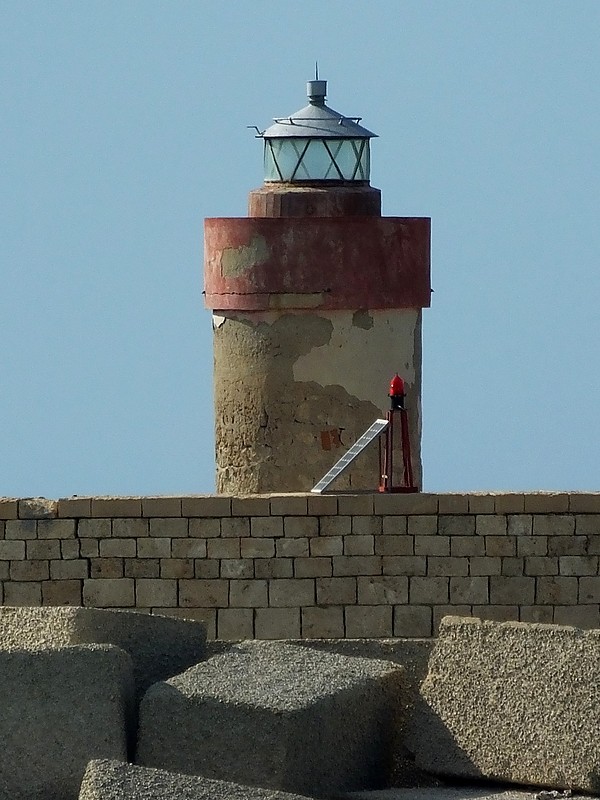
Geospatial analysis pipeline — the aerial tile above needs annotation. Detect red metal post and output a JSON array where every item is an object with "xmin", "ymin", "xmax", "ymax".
[{"xmin": 379, "ymin": 375, "xmax": 418, "ymax": 493}]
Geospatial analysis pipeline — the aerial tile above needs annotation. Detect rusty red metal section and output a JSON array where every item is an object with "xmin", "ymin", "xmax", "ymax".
[{"xmin": 204, "ymin": 217, "xmax": 431, "ymax": 311}]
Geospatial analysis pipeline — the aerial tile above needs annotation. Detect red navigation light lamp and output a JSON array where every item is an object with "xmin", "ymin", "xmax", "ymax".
[{"xmin": 389, "ymin": 374, "xmax": 405, "ymax": 410}]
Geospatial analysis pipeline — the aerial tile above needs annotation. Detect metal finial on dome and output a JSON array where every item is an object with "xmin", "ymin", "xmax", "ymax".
[{"xmin": 307, "ymin": 78, "xmax": 327, "ymax": 106}]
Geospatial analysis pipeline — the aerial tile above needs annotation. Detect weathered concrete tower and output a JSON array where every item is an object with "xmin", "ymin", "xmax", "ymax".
[{"xmin": 205, "ymin": 78, "xmax": 430, "ymax": 494}]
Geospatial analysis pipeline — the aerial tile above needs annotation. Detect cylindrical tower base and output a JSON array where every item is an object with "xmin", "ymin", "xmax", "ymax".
[{"xmin": 213, "ymin": 308, "xmax": 422, "ymax": 494}]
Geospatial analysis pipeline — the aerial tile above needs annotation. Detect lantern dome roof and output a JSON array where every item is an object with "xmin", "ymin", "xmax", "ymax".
[{"xmin": 261, "ymin": 80, "xmax": 377, "ymax": 140}]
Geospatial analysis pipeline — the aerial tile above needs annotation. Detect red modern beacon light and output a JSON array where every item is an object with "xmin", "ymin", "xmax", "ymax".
[
  {"xmin": 389, "ymin": 374, "xmax": 405, "ymax": 409},
  {"xmin": 379, "ymin": 373, "xmax": 418, "ymax": 493}
]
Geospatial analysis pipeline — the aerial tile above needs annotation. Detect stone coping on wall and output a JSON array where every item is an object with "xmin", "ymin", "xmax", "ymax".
[{"xmin": 1, "ymin": 492, "xmax": 600, "ymax": 520}]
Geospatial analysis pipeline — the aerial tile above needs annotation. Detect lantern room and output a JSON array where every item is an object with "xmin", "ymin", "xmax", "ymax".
[{"xmin": 259, "ymin": 79, "xmax": 376, "ymax": 183}]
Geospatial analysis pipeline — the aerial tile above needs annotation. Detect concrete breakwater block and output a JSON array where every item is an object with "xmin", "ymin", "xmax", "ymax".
[
  {"xmin": 0, "ymin": 606, "xmax": 206, "ymax": 697},
  {"xmin": 136, "ymin": 641, "xmax": 404, "ymax": 796},
  {"xmin": 80, "ymin": 759, "xmax": 315, "ymax": 800},
  {"xmin": 408, "ymin": 616, "xmax": 600, "ymax": 792},
  {"xmin": 0, "ymin": 645, "xmax": 133, "ymax": 800}
]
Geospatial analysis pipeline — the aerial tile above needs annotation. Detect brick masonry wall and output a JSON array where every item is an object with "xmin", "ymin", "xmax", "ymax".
[{"xmin": 1, "ymin": 493, "xmax": 600, "ymax": 639}]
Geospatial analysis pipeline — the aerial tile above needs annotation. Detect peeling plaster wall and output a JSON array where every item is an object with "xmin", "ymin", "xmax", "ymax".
[
  {"xmin": 213, "ymin": 309, "xmax": 422, "ymax": 494},
  {"xmin": 220, "ymin": 235, "xmax": 269, "ymax": 278},
  {"xmin": 292, "ymin": 309, "xmax": 419, "ymax": 408}
]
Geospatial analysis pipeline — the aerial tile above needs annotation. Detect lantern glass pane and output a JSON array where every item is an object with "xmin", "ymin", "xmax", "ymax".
[
  {"xmin": 302, "ymin": 140, "xmax": 338, "ymax": 179},
  {"xmin": 264, "ymin": 137, "xmax": 370, "ymax": 182},
  {"xmin": 331, "ymin": 139, "xmax": 370, "ymax": 180},
  {"xmin": 264, "ymin": 139, "xmax": 301, "ymax": 181}
]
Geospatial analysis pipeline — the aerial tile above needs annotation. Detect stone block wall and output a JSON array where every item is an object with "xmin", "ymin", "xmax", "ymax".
[{"xmin": 1, "ymin": 493, "xmax": 599, "ymax": 639}]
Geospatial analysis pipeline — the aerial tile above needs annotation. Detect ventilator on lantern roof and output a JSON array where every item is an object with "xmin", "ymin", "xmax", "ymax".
[{"xmin": 256, "ymin": 78, "xmax": 377, "ymax": 183}]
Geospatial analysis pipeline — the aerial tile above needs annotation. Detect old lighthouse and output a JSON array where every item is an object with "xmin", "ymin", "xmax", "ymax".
[{"xmin": 204, "ymin": 78, "xmax": 431, "ymax": 493}]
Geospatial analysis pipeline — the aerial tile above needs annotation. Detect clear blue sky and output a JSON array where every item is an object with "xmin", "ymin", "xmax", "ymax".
[{"xmin": 2, "ymin": 1, "xmax": 599, "ymax": 497}]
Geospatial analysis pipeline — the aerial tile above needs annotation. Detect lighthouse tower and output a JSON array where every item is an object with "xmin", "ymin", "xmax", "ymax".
[{"xmin": 204, "ymin": 79, "xmax": 431, "ymax": 494}]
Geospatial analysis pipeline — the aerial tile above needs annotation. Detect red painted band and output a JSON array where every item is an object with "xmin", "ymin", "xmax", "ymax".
[{"xmin": 204, "ymin": 216, "xmax": 431, "ymax": 311}]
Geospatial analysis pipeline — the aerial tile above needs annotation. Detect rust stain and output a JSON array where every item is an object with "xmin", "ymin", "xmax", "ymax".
[{"xmin": 320, "ymin": 428, "xmax": 345, "ymax": 451}]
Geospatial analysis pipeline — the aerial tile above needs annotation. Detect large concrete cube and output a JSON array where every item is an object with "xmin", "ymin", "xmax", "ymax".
[
  {"xmin": 408, "ymin": 616, "xmax": 600, "ymax": 792},
  {"xmin": 0, "ymin": 606, "xmax": 206, "ymax": 697},
  {"xmin": 136, "ymin": 641, "xmax": 404, "ymax": 796},
  {"xmin": 0, "ymin": 645, "xmax": 133, "ymax": 800},
  {"xmin": 80, "ymin": 760, "xmax": 314, "ymax": 800},
  {"xmin": 296, "ymin": 638, "xmax": 436, "ymax": 788}
]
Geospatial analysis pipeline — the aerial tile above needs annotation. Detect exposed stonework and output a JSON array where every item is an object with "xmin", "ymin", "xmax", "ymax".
[
  {"xmin": 2, "ymin": 493, "xmax": 600, "ymax": 638},
  {"xmin": 214, "ymin": 310, "xmax": 421, "ymax": 493}
]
